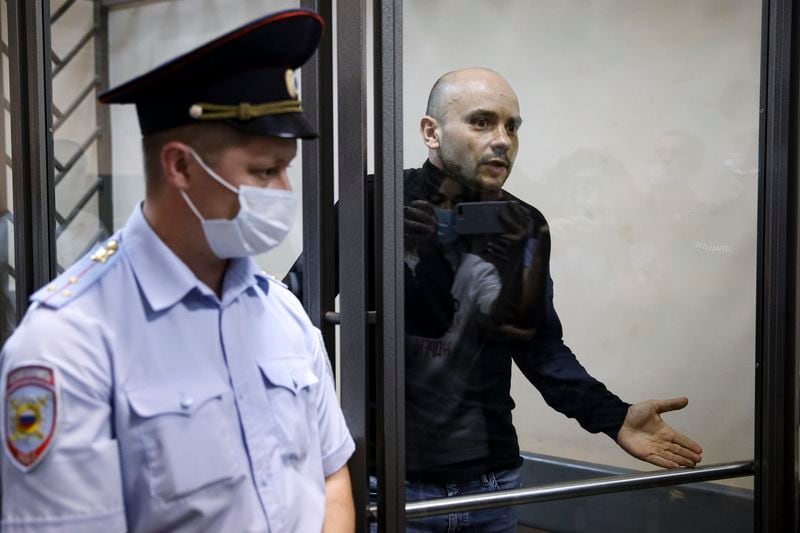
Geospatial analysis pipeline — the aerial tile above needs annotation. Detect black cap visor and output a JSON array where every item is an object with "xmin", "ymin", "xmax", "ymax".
[{"xmin": 226, "ymin": 112, "xmax": 318, "ymax": 140}]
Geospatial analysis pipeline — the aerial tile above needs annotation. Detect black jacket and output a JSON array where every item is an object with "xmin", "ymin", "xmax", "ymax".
[{"xmin": 288, "ymin": 160, "xmax": 630, "ymax": 481}]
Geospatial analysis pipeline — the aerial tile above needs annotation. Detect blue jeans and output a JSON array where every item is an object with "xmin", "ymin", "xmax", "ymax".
[{"xmin": 369, "ymin": 468, "xmax": 521, "ymax": 532}]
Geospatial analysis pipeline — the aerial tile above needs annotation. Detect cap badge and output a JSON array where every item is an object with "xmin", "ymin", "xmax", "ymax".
[{"xmin": 285, "ymin": 69, "xmax": 299, "ymax": 100}]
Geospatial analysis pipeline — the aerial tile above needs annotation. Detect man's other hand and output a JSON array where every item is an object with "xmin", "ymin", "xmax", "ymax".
[
  {"xmin": 616, "ymin": 397, "xmax": 703, "ymax": 469},
  {"xmin": 404, "ymin": 200, "xmax": 438, "ymax": 253}
]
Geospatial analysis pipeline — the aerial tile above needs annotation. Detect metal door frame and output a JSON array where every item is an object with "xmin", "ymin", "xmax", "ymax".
[{"xmin": 331, "ymin": 0, "xmax": 800, "ymax": 531}]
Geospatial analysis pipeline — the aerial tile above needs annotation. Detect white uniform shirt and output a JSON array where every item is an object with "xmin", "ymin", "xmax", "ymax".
[{"xmin": 1, "ymin": 205, "xmax": 355, "ymax": 532}]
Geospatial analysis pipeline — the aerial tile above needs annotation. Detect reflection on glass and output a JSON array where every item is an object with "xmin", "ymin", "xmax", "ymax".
[
  {"xmin": 50, "ymin": 0, "xmax": 111, "ymax": 271},
  {"xmin": 0, "ymin": 0, "xmax": 16, "ymax": 342},
  {"xmin": 401, "ymin": 0, "xmax": 759, "ymax": 529}
]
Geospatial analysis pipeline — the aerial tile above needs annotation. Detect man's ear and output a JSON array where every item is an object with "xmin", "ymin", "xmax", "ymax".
[
  {"xmin": 420, "ymin": 115, "xmax": 441, "ymax": 150},
  {"xmin": 160, "ymin": 142, "xmax": 193, "ymax": 190}
]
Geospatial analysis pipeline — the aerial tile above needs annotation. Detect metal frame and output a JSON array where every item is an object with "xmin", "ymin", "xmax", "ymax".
[
  {"xmin": 373, "ymin": 0, "xmax": 404, "ymax": 531},
  {"xmin": 0, "ymin": 0, "xmax": 11, "ymax": 332},
  {"xmin": 367, "ymin": 461, "xmax": 754, "ymax": 519},
  {"xmin": 754, "ymin": 0, "xmax": 799, "ymax": 531},
  {"xmin": 336, "ymin": 1, "xmax": 370, "ymax": 531},
  {"xmin": 101, "ymin": 0, "xmax": 171, "ymax": 7},
  {"xmin": 95, "ymin": 0, "xmax": 113, "ymax": 241},
  {"xmin": 300, "ymin": 0, "xmax": 337, "ymax": 357},
  {"xmin": 1, "ymin": 2, "xmax": 8, "ymax": 216},
  {"xmin": 7, "ymin": 0, "xmax": 57, "ymax": 318}
]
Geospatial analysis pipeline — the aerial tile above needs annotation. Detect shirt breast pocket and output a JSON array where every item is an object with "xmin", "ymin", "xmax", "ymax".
[
  {"xmin": 126, "ymin": 373, "xmax": 241, "ymax": 501},
  {"xmin": 258, "ymin": 357, "xmax": 320, "ymax": 462}
]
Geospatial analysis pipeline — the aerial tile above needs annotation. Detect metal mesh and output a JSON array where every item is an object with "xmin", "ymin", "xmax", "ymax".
[
  {"xmin": 0, "ymin": 0, "xmax": 16, "ymax": 340},
  {"xmin": 50, "ymin": 0, "xmax": 112, "ymax": 273}
]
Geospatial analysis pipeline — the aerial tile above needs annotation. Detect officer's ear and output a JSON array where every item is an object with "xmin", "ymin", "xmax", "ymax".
[
  {"xmin": 420, "ymin": 115, "xmax": 441, "ymax": 150},
  {"xmin": 160, "ymin": 142, "xmax": 194, "ymax": 191}
]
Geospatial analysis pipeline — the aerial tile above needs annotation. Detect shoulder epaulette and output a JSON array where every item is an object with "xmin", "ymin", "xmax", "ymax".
[{"xmin": 31, "ymin": 235, "xmax": 123, "ymax": 309}]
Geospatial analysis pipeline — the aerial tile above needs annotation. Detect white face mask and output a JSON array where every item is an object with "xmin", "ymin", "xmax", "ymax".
[{"xmin": 181, "ymin": 148, "xmax": 296, "ymax": 258}]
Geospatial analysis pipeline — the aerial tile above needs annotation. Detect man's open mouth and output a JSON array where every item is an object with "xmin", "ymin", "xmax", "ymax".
[{"xmin": 483, "ymin": 159, "xmax": 508, "ymax": 170}]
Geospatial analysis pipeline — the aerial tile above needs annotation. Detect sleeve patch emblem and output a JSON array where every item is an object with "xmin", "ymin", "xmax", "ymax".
[{"xmin": 4, "ymin": 364, "xmax": 59, "ymax": 472}]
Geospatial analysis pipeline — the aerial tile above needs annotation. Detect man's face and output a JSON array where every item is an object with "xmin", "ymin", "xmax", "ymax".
[
  {"xmin": 188, "ymin": 134, "xmax": 297, "ymax": 220},
  {"xmin": 436, "ymin": 75, "xmax": 521, "ymax": 195}
]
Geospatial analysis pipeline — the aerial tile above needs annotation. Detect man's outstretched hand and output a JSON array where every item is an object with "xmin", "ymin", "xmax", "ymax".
[{"xmin": 616, "ymin": 397, "xmax": 703, "ymax": 469}]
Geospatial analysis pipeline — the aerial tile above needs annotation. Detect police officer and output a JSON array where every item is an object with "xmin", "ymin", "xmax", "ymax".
[{"xmin": 1, "ymin": 9, "xmax": 354, "ymax": 532}]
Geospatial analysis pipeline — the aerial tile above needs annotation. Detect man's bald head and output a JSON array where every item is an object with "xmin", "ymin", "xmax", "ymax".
[
  {"xmin": 420, "ymin": 68, "xmax": 522, "ymax": 196},
  {"xmin": 425, "ymin": 68, "xmax": 518, "ymax": 124}
]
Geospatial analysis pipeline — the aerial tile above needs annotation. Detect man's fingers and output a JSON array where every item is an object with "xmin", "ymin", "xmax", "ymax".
[
  {"xmin": 669, "ymin": 444, "xmax": 702, "ymax": 464},
  {"xmin": 653, "ymin": 397, "xmax": 689, "ymax": 414},
  {"xmin": 536, "ymin": 226, "xmax": 552, "ymax": 259},
  {"xmin": 661, "ymin": 449, "xmax": 697, "ymax": 468},
  {"xmin": 404, "ymin": 220, "xmax": 435, "ymax": 236},
  {"xmin": 670, "ymin": 431, "xmax": 703, "ymax": 455},
  {"xmin": 645, "ymin": 454, "xmax": 680, "ymax": 469},
  {"xmin": 404, "ymin": 206, "xmax": 436, "ymax": 225},
  {"xmin": 498, "ymin": 202, "xmax": 528, "ymax": 235},
  {"xmin": 507, "ymin": 201, "xmax": 527, "ymax": 220},
  {"xmin": 409, "ymin": 199, "xmax": 435, "ymax": 215}
]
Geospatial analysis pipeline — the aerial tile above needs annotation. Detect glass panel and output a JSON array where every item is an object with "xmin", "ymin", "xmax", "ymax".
[
  {"xmin": 50, "ymin": 0, "xmax": 106, "ymax": 270},
  {"xmin": 400, "ymin": 1, "xmax": 758, "ymax": 530},
  {"xmin": 0, "ymin": 0, "xmax": 16, "ymax": 342}
]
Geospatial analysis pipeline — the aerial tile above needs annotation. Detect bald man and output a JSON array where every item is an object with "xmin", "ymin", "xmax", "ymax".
[
  {"xmin": 403, "ymin": 68, "xmax": 705, "ymax": 532},
  {"xmin": 293, "ymin": 68, "xmax": 702, "ymax": 532}
]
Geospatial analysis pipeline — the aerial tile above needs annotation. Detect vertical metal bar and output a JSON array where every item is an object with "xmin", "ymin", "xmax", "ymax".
[
  {"xmin": 337, "ymin": 0, "xmax": 369, "ymax": 531},
  {"xmin": 38, "ymin": 0, "xmax": 55, "ymax": 276},
  {"xmin": 373, "ymin": 0, "xmax": 404, "ymax": 531},
  {"xmin": 300, "ymin": 0, "xmax": 336, "ymax": 358},
  {"xmin": 793, "ymin": 16, "xmax": 800, "ymax": 525},
  {"xmin": 753, "ymin": 1, "xmax": 768, "ymax": 529},
  {"xmin": 7, "ymin": 0, "xmax": 56, "ymax": 320},
  {"xmin": 0, "ymin": 2, "xmax": 7, "ymax": 217},
  {"xmin": 755, "ymin": 0, "xmax": 798, "ymax": 531},
  {"xmin": 0, "ymin": 0, "xmax": 10, "ymax": 332},
  {"xmin": 95, "ymin": 1, "xmax": 112, "ymax": 239}
]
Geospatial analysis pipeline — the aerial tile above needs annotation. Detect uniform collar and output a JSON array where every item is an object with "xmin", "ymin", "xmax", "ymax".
[
  {"xmin": 122, "ymin": 204, "xmax": 263, "ymax": 311},
  {"xmin": 220, "ymin": 252, "xmax": 265, "ymax": 307}
]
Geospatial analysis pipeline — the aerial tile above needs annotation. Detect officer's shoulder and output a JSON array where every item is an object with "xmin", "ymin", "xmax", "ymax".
[
  {"xmin": 257, "ymin": 271, "xmax": 302, "ymax": 306},
  {"xmin": 257, "ymin": 271, "xmax": 315, "ymax": 324},
  {"xmin": 30, "ymin": 235, "xmax": 124, "ymax": 310}
]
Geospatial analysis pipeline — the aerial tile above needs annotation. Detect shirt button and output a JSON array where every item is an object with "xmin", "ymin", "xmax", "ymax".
[
  {"xmin": 180, "ymin": 396, "xmax": 194, "ymax": 409},
  {"xmin": 260, "ymin": 477, "xmax": 268, "ymax": 487}
]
